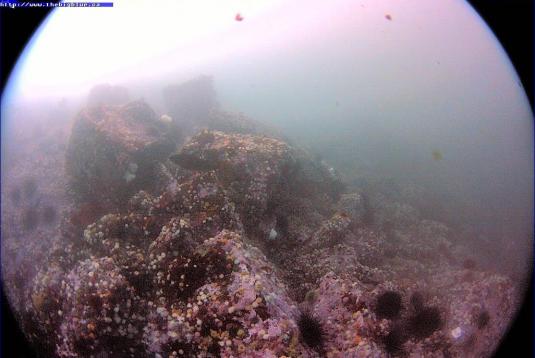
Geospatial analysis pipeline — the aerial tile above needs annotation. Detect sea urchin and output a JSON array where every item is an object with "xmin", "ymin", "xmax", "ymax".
[
  {"xmin": 297, "ymin": 311, "xmax": 326, "ymax": 350},
  {"xmin": 407, "ymin": 306, "xmax": 442, "ymax": 338},
  {"xmin": 375, "ymin": 291, "xmax": 403, "ymax": 319}
]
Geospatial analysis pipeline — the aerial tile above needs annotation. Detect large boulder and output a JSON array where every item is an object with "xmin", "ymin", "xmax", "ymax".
[
  {"xmin": 163, "ymin": 76, "xmax": 286, "ymax": 142},
  {"xmin": 163, "ymin": 75, "xmax": 218, "ymax": 134},
  {"xmin": 170, "ymin": 130, "xmax": 345, "ymax": 241},
  {"xmin": 207, "ymin": 109, "xmax": 286, "ymax": 140},
  {"xmin": 57, "ymin": 257, "xmax": 147, "ymax": 357},
  {"xmin": 143, "ymin": 230, "xmax": 306, "ymax": 357},
  {"xmin": 65, "ymin": 100, "xmax": 175, "ymax": 209}
]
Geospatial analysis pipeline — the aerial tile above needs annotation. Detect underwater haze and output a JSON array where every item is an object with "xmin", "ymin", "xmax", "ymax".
[{"xmin": 1, "ymin": 0, "xmax": 533, "ymax": 357}]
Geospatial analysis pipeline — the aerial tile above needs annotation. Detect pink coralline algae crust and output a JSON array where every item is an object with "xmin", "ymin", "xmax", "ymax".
[
  {"xmin": 65, "ymin": 100, "xmax": 176, "ymax": 209},
  {"xmin": 2, "ymin": 99, "xmax": 518, "ymax": 357}
]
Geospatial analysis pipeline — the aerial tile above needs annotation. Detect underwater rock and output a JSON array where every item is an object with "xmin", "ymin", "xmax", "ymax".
[
  {"xmin": 336, "ymin": 190, "xmax": 381, "ymax": 230},
  {"xmin": 170, "ymin": 130, "xmax": 343, "ymax": 242},
  {"xmin": 207, "ymin": 109, "xmax": 287, "ymax": 140},
  {"xmin": 144, "ymin": 230, "xmax": 307, "ymax": 357},
  {"xmin": 24, "ymin": 263, "xmax": 66, "ymax": 356},
  {"xmin": 7, "ymin": 118, "xmax": 518, "ymax": 357},
  {"xmin": 309, "ymin": 213, "xmax": 352, "ymax": 248},
  {"xmin": 303, "ymin": 267, "xmax": 514, "ymax": 357},
  {"xmin": 310, "ymin": 272, "xmax": 385, "ymax": 355},
  {"xmin": 373, "ymin": 193, "xmax": 420, "ymax": 230},
  {"xmin": 151, "ymin": 171, "xmax": 242, "ymax": 239},
  {"xmin": 22, "ymin": 207, "xmax": 40, "ymax": 231},
  {"xmin": 163, "ymin": 76, "xmax": 218, "ymax": 134},
  {"xmin": 57, "ymin": 257, "xmax": 147, "ymax": 357},
  {"xmin": 163, "ymin": 77, "xmax": 288, "ymax": 143},
  {"xmin": 65, "ymin": 100, "xmax": 175, "ymax": 209},
  {"xmin": 41, "ymin": 205, "xmax": 58, "ymax": 224},
  {"xmin": 207, "ymin": 109, "xmax": 267, "ymax": 135}
]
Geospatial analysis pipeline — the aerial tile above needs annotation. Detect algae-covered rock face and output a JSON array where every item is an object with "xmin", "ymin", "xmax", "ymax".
[
  {"xmin": 2, "ymin": 102, "xmax": 518, "ymax": 356},
  {"xmin": 65, "ymin": 100, "xmax": 176, "ymax": 209},
  {"xmin": 171, "ymin": 130, "xmax": 344, "ymax": 243}
]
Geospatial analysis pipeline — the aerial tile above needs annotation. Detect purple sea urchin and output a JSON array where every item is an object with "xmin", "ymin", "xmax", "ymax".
[
  {"xmin": 410, "ymin": 291, "xmax": 425, "ymax": 312},
  {"xmin": 297, "ymin": 311, "xmax": 326, "ymax": 350},
  {"xmin": 383, "ymin": 325, "xmax": 408, "ymax": 355},
  {"xmin": 407, "ymin": 306, "xmax": 442, "ymax": 338},
  {"xmin": 375, "ymin": 291, "xmax": 403, "ymax": 319}
]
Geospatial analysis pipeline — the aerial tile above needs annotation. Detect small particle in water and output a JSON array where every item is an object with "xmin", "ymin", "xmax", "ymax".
[
  {"xmin": 451, "ymin": 326, "xmax": 462, "ymax": 339},
  {"xmin": 128, "ymin": 162, "xmax": 138, "ymax": 173},
  {"xmin": 124, "ymin": 172, "xmax": 136, "ymax": 183},
  {"xmin": 160, "ymin": 114, "xmax": 172, "ymax": 124},
  {"xmin": 385, "ymin": 14, "xmax": 392, "ymax": 21},
  {"xmin": 124, "ymin": 163, "xmax": 138, "ymax": 183},
  {"xmin": 235, "ymin": 13, "xmax": 244, "ymax": 21},
  {"xmin": 432, "ymin": 150, "xmax": 443, "ymax": 161},
  {"xmin": 268, "ymin": 228, "xmax": 278, "ymax": 240}
]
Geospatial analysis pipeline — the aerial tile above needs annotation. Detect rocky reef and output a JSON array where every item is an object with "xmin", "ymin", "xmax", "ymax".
[
  {"xmin": 162, "ymin": 76, "xmax": 284, "ymax": 143},
  {"xmin": 1, "ymin": 83, "xmax": 518, "ymax": 357},
  {"xmin": 65, "ymin": 100, "xmax": 176, "ymax": 210}
]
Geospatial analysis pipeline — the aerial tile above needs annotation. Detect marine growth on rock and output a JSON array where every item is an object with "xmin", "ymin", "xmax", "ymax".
[{"xmin": 1, "ymin": 83, "xmax": 518, "ymax": 358}]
